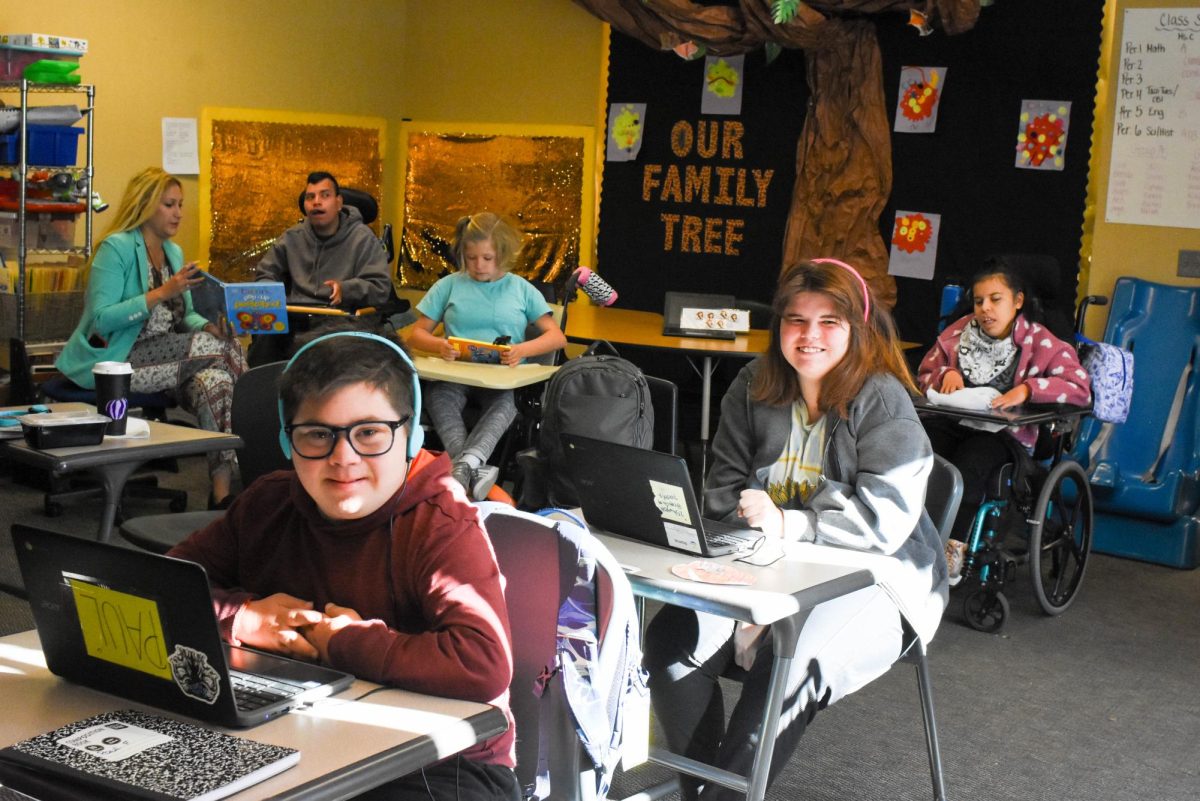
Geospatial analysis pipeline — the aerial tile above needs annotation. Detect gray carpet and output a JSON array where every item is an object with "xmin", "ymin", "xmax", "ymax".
[{"xmin": 2, "ymin": 455, "xmax": 1197, "ymax": 800}]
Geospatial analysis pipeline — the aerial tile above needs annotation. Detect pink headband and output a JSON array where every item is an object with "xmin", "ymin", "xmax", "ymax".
[{"xmin": 812, "ymin": 258, "xmax": 870, "ymax": 322}]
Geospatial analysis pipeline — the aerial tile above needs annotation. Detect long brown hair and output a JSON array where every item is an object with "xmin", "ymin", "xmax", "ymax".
[{"xmin": 751, "ymin": 259, "xmax": 917, "ymax": 416}]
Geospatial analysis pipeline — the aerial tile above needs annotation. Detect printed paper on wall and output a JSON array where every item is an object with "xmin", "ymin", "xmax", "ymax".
[
  {"xmin": 700, "ymin": 54, "xmax": 744, "ymax": 115},
  {"xmin": 894, "ymin": 67, "xmax": 946, "ymax": 133},
  {"xmin": 1016, "ymin": 100, "xmax": 1071, "ymax": 171},
  {"xmin": 888, "ymin": 210, "xmax": 941, "ymax": 280},
  {"xmin": 607, "ymin": 103, "xmax": 646, "ymax": 161}
]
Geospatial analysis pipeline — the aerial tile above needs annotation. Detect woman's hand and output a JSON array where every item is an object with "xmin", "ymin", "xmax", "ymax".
[
  {"xmin": 991, "ymin": 383, "xmax": 1031, "ymax": 409},
  {"xmin": 939, "ymin": 370, "xmax": 964, "ymax": 394},
  {"xmin": 737, "ymin": 489, "xmax": 784, "ymax": 540},
  {"xmin": 149, "ymin": 262, "xmax": 205, "ymax": 308}
]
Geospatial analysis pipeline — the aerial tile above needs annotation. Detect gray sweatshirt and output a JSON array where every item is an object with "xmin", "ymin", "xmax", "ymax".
[
  {"xmin": 708, "ymin": 359, "xmax": 949, "ymax": 641},
  {"xmin": 255, "ymin": 205, "xmax": 391, "ymax": 308}
]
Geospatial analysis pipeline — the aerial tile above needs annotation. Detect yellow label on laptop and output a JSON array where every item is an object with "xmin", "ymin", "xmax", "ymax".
[
  {"xmin": 69, "ymin": 578, "xmax": 172, "ymax": 679},
  {"xmin": 649, "ymin": 479, "xmax": 692, "ymax": 525},
  {"xmin": 680, "ymin": 307, "xmax": 751, "ymax": 332}
]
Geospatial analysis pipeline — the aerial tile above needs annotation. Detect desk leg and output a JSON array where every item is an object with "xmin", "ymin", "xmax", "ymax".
[
  {"xmin": 90, "ymin": 461, "xmax": 140, "ymax": 544},
  {"xmin": 698, "ymin": 356, "xmax": 715, "ymax": 512},
  {"xmin": 744, "ymin": 611, "xmax": 808, "ymax": 801}
]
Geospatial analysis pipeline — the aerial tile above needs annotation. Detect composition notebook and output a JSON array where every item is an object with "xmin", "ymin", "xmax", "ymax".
[
  {"xmin": 12, "ymin": 525, "xmax": 354, "ymax": 729},
  {"xmin": 194, "ymin": 272, "xmax": 288, "ymax": 336},
  {"xmin": 0, "ymin": 709, "xmax": 298, "ymax": 801}
]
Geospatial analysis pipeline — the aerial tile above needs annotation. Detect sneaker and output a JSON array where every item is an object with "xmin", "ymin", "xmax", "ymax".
[
  {"xmin": 945, "ymin": 539, "xmax": 966, "ymax": 587},
  {"xmin": 451, "ymin": 461, "xmax": 474, "ymax": 495},
  {"xmin": 470, "ymin": 464, "xmax": 499, "ymax": 501}
]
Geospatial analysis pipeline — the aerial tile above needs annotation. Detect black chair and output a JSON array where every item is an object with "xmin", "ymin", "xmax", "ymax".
[
  {"xmin": 119, "ymin": 361, "xmax": 292, "ymax": 553},
  {"xmin": 645, "ymin": 375, "xmax": 678, "ymax": 456},
  {"xmin": 7, "ymin": 338, "xmax": 187, "ymax": 518}
]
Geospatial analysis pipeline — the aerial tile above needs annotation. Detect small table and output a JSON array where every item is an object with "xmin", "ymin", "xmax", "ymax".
[
  {"xmin": 564, "ymin": 302, "xmax": 769, "ymax": 481},
  {"xmin": 913, "ymin": 397, "xmax": 1092, "ymax": 429},
  {"xmin": 0, "ymin": 629, "xmax": 508, "ymax": 801},
  {"xmin": 1, "ymin": 403, "xmax": 242, "ymax": 544},
  {"xmin": 412, "ymin": 355, "xmax": 559, "ymax": 391},
  {"xmin": 593, "ymin": 532, "xmax": 874, "ymax": 801}
]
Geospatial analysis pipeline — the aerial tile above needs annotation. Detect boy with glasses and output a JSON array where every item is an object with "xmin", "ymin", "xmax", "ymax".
[{"xmin": 169, "ymin": 332, "xmax": 519, "ymax": 800}]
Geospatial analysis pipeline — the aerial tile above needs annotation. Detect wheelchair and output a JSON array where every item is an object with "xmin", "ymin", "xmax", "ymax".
[{"xmin": 949, "ymin": 408, "xmax": 1094, "ymax": 633}]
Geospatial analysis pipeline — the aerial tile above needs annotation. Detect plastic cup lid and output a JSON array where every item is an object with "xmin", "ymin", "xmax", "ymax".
[{"xmin": 92, "ymin": 361, "xmax": 133, "ymax": 375}]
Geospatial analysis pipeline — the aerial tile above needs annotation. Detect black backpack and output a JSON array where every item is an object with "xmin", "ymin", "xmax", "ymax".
[{"xmin": 521, "ymin": 341, "xmax": 654, "ymax": 508}]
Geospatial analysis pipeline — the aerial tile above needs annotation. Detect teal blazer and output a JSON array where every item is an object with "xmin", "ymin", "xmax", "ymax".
[{"xmin": 56, "ymin": 228, "xmax": 209, "ymax": 389}]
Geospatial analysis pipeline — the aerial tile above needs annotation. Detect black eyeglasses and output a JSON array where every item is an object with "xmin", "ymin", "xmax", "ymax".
[{"xmin": 284, "ymin": 417, "xmax": 411, "ymax": 459}]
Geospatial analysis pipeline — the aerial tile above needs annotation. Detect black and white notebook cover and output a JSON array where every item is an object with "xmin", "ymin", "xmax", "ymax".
[{"xmin": 0, "ymin": 709, "xmax": 299, "ymax": 801}]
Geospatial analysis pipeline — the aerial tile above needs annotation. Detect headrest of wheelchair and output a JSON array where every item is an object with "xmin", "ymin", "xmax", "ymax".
[{"xmin": 297, "ymin": 186, "xmax": 379, "ymax": 226}]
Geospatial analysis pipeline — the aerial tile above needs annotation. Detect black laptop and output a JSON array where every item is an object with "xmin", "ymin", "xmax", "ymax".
[
  {"xmin": 561, "ymin": 434, "xmax": 761, "ymax": 556},
  {"xmin": 12, "ymin": 525, "xmax": 354, "ymax": 728},
  {"xmin": 662, "ymin": 291, "xmax": 738, "ymax": 340}
]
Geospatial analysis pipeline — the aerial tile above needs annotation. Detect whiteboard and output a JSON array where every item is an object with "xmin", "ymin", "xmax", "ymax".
[{"xmin": 1104, "ymin": 8, "xmax": 1200, "ymax": 229}]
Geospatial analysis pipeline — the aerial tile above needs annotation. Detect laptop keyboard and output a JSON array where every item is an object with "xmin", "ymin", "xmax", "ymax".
[
  {"xmin": 703, "ymin": 517, "xmax": 760, "ymax": 548},
  {"xmin": 230, "ymin": 670, "xmax": 307, "ymax": 711}
]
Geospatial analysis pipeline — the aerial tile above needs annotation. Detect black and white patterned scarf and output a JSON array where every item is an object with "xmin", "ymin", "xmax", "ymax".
[{"xmin": 956, "ymin": 318, "xmax": 1018, "ymax": 388}]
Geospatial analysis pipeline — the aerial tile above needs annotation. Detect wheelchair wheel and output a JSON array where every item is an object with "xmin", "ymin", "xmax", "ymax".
[
  {"xmin": 1028, "ymin": 460, "xmax": 1093, "ymax": 616},
  {"xmin": 962, "ymin": 587, "xmax": 1009, "ymax": 633}
]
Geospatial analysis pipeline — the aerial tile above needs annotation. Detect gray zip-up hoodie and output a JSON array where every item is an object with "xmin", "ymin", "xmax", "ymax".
[
  {"xmin": 255, "ymin": 205, "xmax": 391, "ymax": 308},
  {"xmin": 707, "ymin": 359, "xmax": 948, "ymax": 641}
]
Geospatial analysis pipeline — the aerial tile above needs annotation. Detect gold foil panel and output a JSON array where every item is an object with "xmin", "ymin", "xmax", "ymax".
[
  {"xmin": 401, "ymin": 132, "xmax": 584, "ymax": 289},
  {"xmin": 209, "ymin": 120, "xmax": 382, "ymax": 282}
]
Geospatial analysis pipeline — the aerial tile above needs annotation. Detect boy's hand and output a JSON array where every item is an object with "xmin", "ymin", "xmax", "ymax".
[
  {"xmin": 303, "ymin": 602, "xmax": 363, "ymax": 664},
  {"xmin": 234, "ymin": 593, "xmax": 325, "ymax": 661},
  {"xmin": 939, "ymin": 370, "xmax": 964, "ymax": 394},
  {"xmin": 323, "ymin": 279, "xmax": 343, "ymax": 306}
]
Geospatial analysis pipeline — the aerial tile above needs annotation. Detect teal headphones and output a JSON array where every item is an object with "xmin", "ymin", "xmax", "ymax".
[{"xmin": 276, "ymin": 331, "xmax": 424, "ymax": 460}]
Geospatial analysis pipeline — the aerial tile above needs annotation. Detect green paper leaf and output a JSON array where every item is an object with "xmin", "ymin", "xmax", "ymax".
[
  {"xmin": 772, "ymin": 0, "xmax": 801, "ymax": 25},
  {"xmin": 765, "ymin": 42, "xmax": 782, "ymax": 64}
]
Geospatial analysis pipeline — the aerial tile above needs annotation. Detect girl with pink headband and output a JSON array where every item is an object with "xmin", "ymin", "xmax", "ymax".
[{"xmin": 643, "ymin": 259, "xmax": 947, "ymax": 801}]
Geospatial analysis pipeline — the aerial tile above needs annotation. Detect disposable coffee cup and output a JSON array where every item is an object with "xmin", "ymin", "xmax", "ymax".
[{"xmin": 92, "ymin": 361, "xmax": 133, "ymax": 435}]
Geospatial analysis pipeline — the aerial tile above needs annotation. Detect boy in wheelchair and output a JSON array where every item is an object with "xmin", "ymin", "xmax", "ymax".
[{"xmin": 917, "ymin": 258, "xmax": 1091, "ymax": 590}]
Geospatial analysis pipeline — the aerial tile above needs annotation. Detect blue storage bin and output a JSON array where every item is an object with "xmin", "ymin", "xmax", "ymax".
[
  {"xmin": 26, "ymin": 124, "xmax": 83, "ymax": 166},
  {"xmin": 0, "ymin": 132, "xmax": 18, "ymax": 164}
]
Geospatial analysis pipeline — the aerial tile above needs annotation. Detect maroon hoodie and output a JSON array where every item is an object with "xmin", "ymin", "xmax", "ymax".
[{"xmin": 169, "ymin": 449, "xmax": 515, "ymax": 767}]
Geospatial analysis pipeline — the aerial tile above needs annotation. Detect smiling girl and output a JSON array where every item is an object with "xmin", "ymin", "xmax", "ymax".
[{"xmin": 644, "ymin": 259, "xmax": 947, "ymax": 801}]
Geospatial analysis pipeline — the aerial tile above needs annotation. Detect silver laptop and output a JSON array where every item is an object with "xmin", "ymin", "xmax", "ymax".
[
  {"xmin": 561, "ymin": 434, "xmax": 761, "ymax": 556},
  {"xmin": 662, "ymin": 291, "xmax": 738, "ymax": 340},
  {"xmin": 13, "ymin": 525, "xmax": 354, "ymax": 728}
]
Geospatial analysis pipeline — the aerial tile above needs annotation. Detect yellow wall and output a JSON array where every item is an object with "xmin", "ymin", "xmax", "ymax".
[
  {"xmin": 1082, "ymin": 0, "xmax": 1200, "ymax": 338},
  {"xmin": 4, "ymin": 0, "xmax": 604, "ymax": 261}
]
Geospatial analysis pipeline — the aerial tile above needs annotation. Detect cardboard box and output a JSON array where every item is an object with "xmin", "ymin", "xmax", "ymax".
[{"xmin": 0, "ymin": 34, "xmax": 88, "ymax": 54}]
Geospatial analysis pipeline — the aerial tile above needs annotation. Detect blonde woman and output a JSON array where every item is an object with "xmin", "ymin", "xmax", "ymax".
[{"xmin": 57, "ymin": 167, "xmax": 246, "ymax": 507}]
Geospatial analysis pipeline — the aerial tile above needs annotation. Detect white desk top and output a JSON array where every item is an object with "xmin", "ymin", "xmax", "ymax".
[
  {"xmin": 593, "ymin": 533, "xmax": 875, "ymax": 626},
  {"xmin": 0, "ymin": 629, "xmax": 507, "ymax": 801},
  {"xmin": 413, "ymin": 355, "xmax": 558, "ymax": 390}
]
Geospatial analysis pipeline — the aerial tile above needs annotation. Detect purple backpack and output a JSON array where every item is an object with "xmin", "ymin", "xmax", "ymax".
[{"xmin": 1076, "ymin": 336, "xmax": 1134, "ymax": 424}]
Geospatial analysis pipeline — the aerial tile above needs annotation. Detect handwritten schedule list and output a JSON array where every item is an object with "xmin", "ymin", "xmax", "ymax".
[{"xmin": 1105, "ymin": 9, "xmax": 1200, "ymax": 229}]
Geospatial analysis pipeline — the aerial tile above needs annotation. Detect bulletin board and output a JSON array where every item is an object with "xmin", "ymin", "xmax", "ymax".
[{"xmin": 1104, "ymin": 8, "xmax": 1200, "ymax": 230}]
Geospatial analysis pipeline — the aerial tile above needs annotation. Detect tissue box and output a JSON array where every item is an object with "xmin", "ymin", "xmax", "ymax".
[
  {"xmin": 20, "ymin": 411, "xmax": 109, "ymax": 449},
  {"xmin": 0, "ymin": 34, "xmax": 88, "ymax": 54}
]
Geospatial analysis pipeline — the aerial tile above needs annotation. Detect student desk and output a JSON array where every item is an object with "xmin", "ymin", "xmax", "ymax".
[
  {"xmin": 592, "ymin": 532, "xmax": 875, "ymax": 801},
  {"xmin": 0, "ymin": 629, "xmax": 508, "ymax": 801},
  {"xmin": 0, "ymin": 403, "xmax": 242, "ymax": 545},
  {"xmin": 412, "ymin": 355, "xmax": 559, "ymax": 391},
  {"xmin": 564, "ymin": 302, "xmax": 769, "ymax": 480}
]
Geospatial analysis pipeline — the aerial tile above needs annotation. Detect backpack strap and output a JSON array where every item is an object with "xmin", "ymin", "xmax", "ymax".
[{"xmin": 1142, "ymin": 346, "xmax": 1194, "ymax": 484}]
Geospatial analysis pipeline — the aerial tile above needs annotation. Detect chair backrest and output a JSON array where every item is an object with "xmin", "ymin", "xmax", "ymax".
[
  {"xmin": 644, "ymin": 375, "xmax": 678, "ymax": 455},
  {"xmin": 230, "ymin": 361, "xmax": 292, "ymax": 487},
  {"xmin": 925, "ymin": 454, "xmax": 964, "ymax": 544},
  {"xmin": 477, "ymin": 503, "xmax": 642, "ymax": 801},
  {"xmin": 523, "ymin": 303, "xmax": 566, "ymax": 366}
]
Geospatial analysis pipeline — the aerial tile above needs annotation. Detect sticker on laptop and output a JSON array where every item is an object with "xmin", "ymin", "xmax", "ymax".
[
  {"xmin": 67, "ymin": 576, "xmax": 172, "ymax": 680},
  {"xmin": 662, "ymin": 521, "xmax": 703, "ymax": 553},
  {"xmin": 650, "ymin": 480, "xmax": 692, "ymax": 525},
  {"xmin": 680, "ymin": 307, "xmax": 750, "ymax": 332},
  {"xmin": 168, "ymin": 644, "xmax": 221, "ymax": 705}
]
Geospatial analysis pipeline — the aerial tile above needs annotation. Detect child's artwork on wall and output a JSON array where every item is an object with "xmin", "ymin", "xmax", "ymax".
[
  {"xmin": 607, "ymin": 103, "xmax": 647, "ymax": 161},
  {"xmin": 701, "ymin": 54, "xmax": 745, "ymax": 115},
  {"xmin": 888, "ymin": 210, "xmax": 941, "ymax": 280},
  {"xmin": 894, "ymin": 67, "xmax": 946, "ymax": 134},
  {"xmin": 1016, "ymin": 100, "xmax": 1071, "ymax": 171}
]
